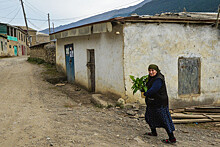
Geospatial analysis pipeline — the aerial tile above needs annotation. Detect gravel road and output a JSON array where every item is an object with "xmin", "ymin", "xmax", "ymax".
[{"xmin": 0, "ymin": 56, "xmax": 219, "ymax": 147}]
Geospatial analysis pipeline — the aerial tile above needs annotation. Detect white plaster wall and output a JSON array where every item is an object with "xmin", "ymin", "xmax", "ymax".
[
  {"xmin": 56, "ymin": 25, "xmax": 125, "ymax": 97},
  {"xmin": 123, "ymin": 23, "xmax": 220, "ymax": 106}
]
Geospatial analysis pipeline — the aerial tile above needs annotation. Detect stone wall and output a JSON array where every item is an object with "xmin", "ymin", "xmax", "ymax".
[
  {"xmin": 0, "ymin": 37, "xmax": 7, "ymax": 56},
  {"xmin": 30, "ymin": 41, "xmax": 56, "ymax": 64}
]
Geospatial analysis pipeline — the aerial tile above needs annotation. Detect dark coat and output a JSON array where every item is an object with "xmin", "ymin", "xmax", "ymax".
[{"xmin": 145, "ymin": 73, "xmax": 169, "ymax": 108}]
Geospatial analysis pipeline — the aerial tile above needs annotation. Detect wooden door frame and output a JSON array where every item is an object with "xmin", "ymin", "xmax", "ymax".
[{"xmin": 87, "ymin": 49, "xmax": 95, "ymax": 92}]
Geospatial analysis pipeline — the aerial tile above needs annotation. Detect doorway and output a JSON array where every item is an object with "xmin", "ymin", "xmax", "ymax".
[
  {"xmin": 65, "ymin": 44, "xmax": 75, "ymax": 83},
  {"xmin": 14, "ymin": 46, "xmax": 17, "ymax": 56},
  {"xmin": 87, "ymin": 49, "xmax": 95, "ymax": 92}
]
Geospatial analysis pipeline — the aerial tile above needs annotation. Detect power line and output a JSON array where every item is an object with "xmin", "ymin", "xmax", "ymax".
[
  {"xmin": 23, "ymin": 1, "xmax": 47, "ymax": 19},
  {"xmin": 5, "ymin": 5, "xmax": 20, "ymax": 17},
  {"xmin": 1, "ymin": 0, "xmax": 143, "ymax": 27},
  {"xmin": 27, "ymin": 18, "xmax": 47, "ymax": 21},
  {"xmin": 50, "ymin": 0, "xmax": 143, "ymax": 21},
  {"xmin": 0, "ymin": 0, "xmax": 14, "ymax": 3},
  {"xmin": 0, "ymin": 5, "xmax": 18, "ymax": 11},
  {"xmin": 24, "ymin": 0, "xmax": 47, "ymax": 15},
  {"xmin": 24, "ymin": 3, "xmax": 46, "ymax": 19},
  {"xmin": 27, "ymin": 19, "xmax": 42, "ymax": 30},
  {"xmin": 7, "ymin": 7, "xmax": 21, "ymax": 24}
]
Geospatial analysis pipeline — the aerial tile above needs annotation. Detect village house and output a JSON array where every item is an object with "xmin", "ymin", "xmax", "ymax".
[
  {"xmin": 36, "ymin": 32, "xmax": 50, "ymax": 45},
  {"xmin": 0, "ymin": 34, "xmax": 7, "ymax": 56},
  {"xmin": 50, "ymin": 12, "xmax": 220, "ymax": 108},
  {"xmin": 29, "ymin": 41, "xmax": 56, "ymax": 64},
  {"xmin": 0, "ymin": 23, "xmax": 28, "ymax": 56},
  {"xmin": 18, "ymin": 26, "xmax": 50, "ymax": 55}
]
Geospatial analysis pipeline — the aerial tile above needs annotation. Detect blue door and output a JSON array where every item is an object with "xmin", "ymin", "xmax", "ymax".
[
  {"xmin": 65, "ymin": 44, "xmax": 75, "ymax": 83},
  {"xmin": 14, "ymin": 46, "xmax": 17, "ymax": 56}
]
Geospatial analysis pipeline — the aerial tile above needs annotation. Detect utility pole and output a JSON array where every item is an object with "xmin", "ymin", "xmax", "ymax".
[
  {"xmin": 53, "ymin": 22, "xmax": 54, "ymax": 33},
  {"xmin": 20, "ymin": 0, "xmax": 31, "ymax": 46},
  {"xmin": 48, "ymin": 13, "xmax": 51, "ymax": 34}
]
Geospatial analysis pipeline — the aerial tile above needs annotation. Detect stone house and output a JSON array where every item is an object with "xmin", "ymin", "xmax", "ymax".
[
  {"xmin": 30, "ymin": 41, "xmax": 56, "ymax": 64},
  {"xmin": 36, "ymin": 32, "xmax": 50, "ymax": 45},
  {"xmin": 0, "ymin": 34, "xmax": 7, "ymax": 56},
  {"xmin": 50, "ymin": 12, "xmax": 220, "ymax": 108},
  {"xmin": 0, "ymin": 23, "xmax": 28, "ymax": 56}
]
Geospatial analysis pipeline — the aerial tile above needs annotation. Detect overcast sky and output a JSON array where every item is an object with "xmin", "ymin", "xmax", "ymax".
[{"xmin": 0, "ymin": 0, "xmax": 144, "ymax": 31}]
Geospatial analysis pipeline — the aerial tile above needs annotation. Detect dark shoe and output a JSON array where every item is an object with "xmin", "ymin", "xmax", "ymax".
[
  {"xmin": 144, "ymin": 132, "xmax": 157, "ymax": 136},
  {"xmin": 161, "ymin": 138, "xmax": 176, "ymax": 144}
]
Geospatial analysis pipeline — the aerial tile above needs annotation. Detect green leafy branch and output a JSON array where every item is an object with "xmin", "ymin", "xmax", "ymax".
[{"xmin": 130, "ymin": 75, "xmax": 148, "ymax": 94}]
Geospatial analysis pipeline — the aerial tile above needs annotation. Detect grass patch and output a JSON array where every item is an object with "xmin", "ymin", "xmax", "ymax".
[
  {"xmin": 94, "ymin": 104, "xmax": 104, "ymax": 109},
  {"xmin": 27, "ymin": 57, "xmax": 45, "ymax": 64},
  {"xmin": 107, "ymin": 104, "xmax": 113, "ymax": 109},
  {"xmin": 0, "ymin": 56, "xmax": 15, "ymax": 59},
  {"xmin": 115, "ymin": 102, "xmax": 124, "ymax": 109},
  {"xmin": 42, "ymin": 65, "xmax": 58, "ymax": 77},
  {"xmin": 27, "ymin": 57, "xmax": 64, "ymax": 80},
  {"xmin": 64, "ymin": 102, "xmax": 75, "ymax": 108}
]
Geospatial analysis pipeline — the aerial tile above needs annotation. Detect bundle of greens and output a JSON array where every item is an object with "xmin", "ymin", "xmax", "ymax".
[{"xmin": 130, "ymin": 75, "xmax": 148, "ymax": 95}]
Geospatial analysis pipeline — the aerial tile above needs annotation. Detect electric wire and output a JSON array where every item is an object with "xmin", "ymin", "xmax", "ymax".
[
  {"xmin": 24, "ymin": 0, "xmax": 47, "ymax": 16},
  {"xmin": 27, "ymin": 19, "xmax": 42, "ymax": 30},
  {"xmin": 1, "ymin": 0, "xmax": 143, "ymax": 22},
  {"xmin": 50, "ymin": 0, "xmax": 143, "ymax": 21},
  {"xmin": 24, "ymin": 3, "xmax": 46, "ymax": 19},
  {"xmin": 0, "ymin": 5, "xmax": 18, "ymax": 11},
  {"xmin": 0, "ymin": 0, "xmax": 144, "ymax": 30},
  {"xmin": 4, "ymin": 5, "xmax": 20, "ymax": 17},
  {"xmin": 23, "ymin": 1, "xmax": 47, "ymax": 19},
  {"xmin": 7, "ymin": 7, "xmax": 21, "ymax": 24}
]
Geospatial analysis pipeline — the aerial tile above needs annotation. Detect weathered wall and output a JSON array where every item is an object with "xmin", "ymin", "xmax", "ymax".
[
  {"xmin": 36, "ymin": 35, "xmax": 50, "ymax": 44},
  {"xmin": 56, "ymin": 25, "xmax": 125, "ymax": 97},
  {"xmin": 0, "ymin": 37, "xmax": 7, "ymax": 56},
  {"xmin": 45, "ymin": 42, "xmax": 56, "ymax": 64},
  {"xmin": 30, "ymin": 42, "xmax": 56, "ymax": 64},
  {"xmin": 17, "ymin": 36, "xmax": 28, "ymax": 56},
  {"xmin": 30, "ymin": 45, "xmax": 46, "ymax": 60},
  {"xmin": 7, "ymin": 40, "xmax": 17, "ymax": 56},
  {"xmin": 29, "ymin": 31, "xmax": 37, "ymax": 46},
  {"xmin": 123, "ymin": 23, "xmax": 220, "ymax": 107}
]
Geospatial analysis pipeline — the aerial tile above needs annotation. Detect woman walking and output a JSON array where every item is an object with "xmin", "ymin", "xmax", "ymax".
[{"xmin": 144, "ymin": 64, "xmax": 176, "ymax": 144}]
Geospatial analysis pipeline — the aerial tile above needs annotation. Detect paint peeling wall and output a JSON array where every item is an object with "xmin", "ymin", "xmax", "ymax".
[
  {"xmin": 56, "ymin": 25, "xmax": 125, "ymax": 97},
  {"xmin": 123, "ymin": 23, "xmax": 220, "ymax": 107}
]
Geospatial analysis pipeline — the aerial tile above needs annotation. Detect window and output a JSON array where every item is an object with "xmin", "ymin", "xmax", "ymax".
[
  {"xmin": 30, "ymin": 36, "xmax": 32, "ymax": 43},
  {"xmin": 178, "ymin": 57, "xmax": 201, "ymax": 95},
  {"xmin": 9, "ymin": 45, "xmax": 11, "ymax": 48},
  {"xmin": 10, "ymin": 27, "xmax": 13, "ymax": 36},
  {"xmin": 7, "ymin": 26, "xmax": 9, "ymax": 35},
  {"xmin": 14, "ymin": 28, "xmax": 16, "ymax": 37},
  {"xmin": 19, "ymin": 32, "xmax": 20, "ymax": 40},
  {"xmin": 21, "ymin": 34, "xmax": 23, "ymax": 41}
]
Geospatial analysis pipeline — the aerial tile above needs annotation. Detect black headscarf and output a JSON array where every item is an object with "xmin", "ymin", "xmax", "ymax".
[{"xmin": 148, "ymin": 64, "xmax": 160, "ymax": 73}]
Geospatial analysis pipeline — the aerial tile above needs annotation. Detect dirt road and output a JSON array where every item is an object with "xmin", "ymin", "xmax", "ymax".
[{"xmin": 0, "ymin": 56, "xmax": 219, "ymax": 147}]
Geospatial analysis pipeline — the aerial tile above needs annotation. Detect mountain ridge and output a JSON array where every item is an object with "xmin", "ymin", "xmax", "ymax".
[
  {"xmin": 41, "ymin": 0, "xmax": 220, "ymax": 34},
  {"xmin": 41, "ymin": 0, "xmax": 151, "ymax": 34}
]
